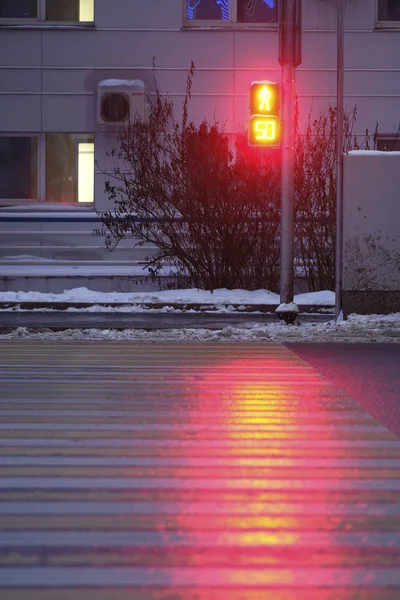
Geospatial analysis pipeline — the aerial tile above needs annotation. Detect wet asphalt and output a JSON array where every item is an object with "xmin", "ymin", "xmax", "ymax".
[{"xmin": 289, "ymin": 343, "xmax": 400, "ymax": 437}]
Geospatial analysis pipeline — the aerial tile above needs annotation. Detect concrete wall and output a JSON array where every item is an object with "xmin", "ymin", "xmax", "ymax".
[
  {"xmin": 343, "ymin": 151, "xmax": 400, "ymax": 315},
  {"xmin": 2, "ymin": 0, "xmax": 400, "ymax": 138}
]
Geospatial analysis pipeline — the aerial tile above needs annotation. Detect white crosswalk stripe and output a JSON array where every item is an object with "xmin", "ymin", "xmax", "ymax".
[{"xmin": 1, "ymin": 341, "xmax": 400, "ymax": 599}]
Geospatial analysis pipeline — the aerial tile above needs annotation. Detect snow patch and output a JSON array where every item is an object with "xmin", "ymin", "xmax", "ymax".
[
  {"xmin": 98, "ymin": 79, "xmax": 145, "ymax": 89},
  {"xmin": 276, "ymin": 302, "xmax": 300, "ymax": 313},
  {"xmin": 347, "ymin": 150, "xmax": 400, "ymax": 156},
  {"xmin": 0, "ymin": 286, "xmax": 335, "ymax": 307},
  {"xmin": 2, "ymin": 313, "xmax": 400, "ymax": 344}
]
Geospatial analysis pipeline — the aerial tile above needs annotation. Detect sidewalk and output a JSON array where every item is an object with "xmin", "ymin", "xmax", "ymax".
[
  {"xmin": 0, "ymin": 287, "xmax": 337, "ymax": 334},
  {"xmin": 0, "ymin": 307, "xmax": 333, "ymax": 333},
  {"xmin": 1, "ymin": 341, "xmax": 400, "ymax": 598}
]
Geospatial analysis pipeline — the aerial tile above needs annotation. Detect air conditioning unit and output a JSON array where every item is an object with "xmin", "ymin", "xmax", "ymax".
[{"xmin": 97, "ymin": 79, "xmax": 146, "ymax": 129}]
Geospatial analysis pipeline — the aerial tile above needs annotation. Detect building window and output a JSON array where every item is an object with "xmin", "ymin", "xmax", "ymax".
[
  {"xmin": 377, "ymin": 0, "xmax": 400, "ymax": 24},
  {"xmin": 237, "ymin": 0, "xmax": 278, "ymax": 23},
  {"xmin": 376, "ymin": 136, "xmax": 400, "ymax": 151},
  {"xmin": 0, "ymin": 0, "xmax": 94, "ymax": 22},
  {"xmin": 46, "ymin": 134, "xmax": 94, "ymax": 203},
  {"xmin": 0, "ymin": 136, "xmax": 38, "ymax": 200},
  {"xmin": 185, "ymin": 0, "xmax": 278, "ymax": 25},
  {"xmin": 46, "ymin": 0, "xmax": 94, "ymax": 22},
  {"xmin": 0, "ymin": 133, "xmax": 94, "ymax": 205},
  {"xmin": 0, "ymin": 1, "xmax": 37, "ymax": 18}
]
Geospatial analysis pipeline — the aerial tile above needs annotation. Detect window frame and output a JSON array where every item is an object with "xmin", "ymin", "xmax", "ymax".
[
  {"xmin": 0, "ymin": 132, "xmax": 95, "ymax": 207},
  {"xmin": 375, "ymin": 0, "xmax": 400, "ymax": 29},
  {"xmin": 183, "ymin": 0, "xmax": 279, "ymax": 30},
  {"xmin": 0, "ymin": 0, "xmax": 95, "ymax": 26}
]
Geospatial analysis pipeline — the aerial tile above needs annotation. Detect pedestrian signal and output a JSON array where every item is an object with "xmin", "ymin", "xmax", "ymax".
[
  {"xmin": 249, "ymin": 81, "xmax": 280, "ymax": 147},
  {"xmin": 249, "ymin": 115, "xmax": 280, "ymax": 146}
]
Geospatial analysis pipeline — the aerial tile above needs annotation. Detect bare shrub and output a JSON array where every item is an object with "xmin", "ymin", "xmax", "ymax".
[
  {"xmin": 97, "ymin": 62, "xmax": 374, "ymax": 294},
  {"xmin": 294, "ymin": 105, "xmax": 372, "ymax": 291},
  {"xmin": 96, "ymin": 64, "xmax": 281, "ymax": 291}
]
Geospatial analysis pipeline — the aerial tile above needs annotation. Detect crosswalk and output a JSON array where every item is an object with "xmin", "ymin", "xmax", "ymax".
[{"xmin": 1, "ymin": 341, "xmax": 400, "ymax": 599}]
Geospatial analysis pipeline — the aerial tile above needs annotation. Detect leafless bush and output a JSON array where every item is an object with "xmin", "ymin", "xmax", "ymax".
[
  {"xmin": 96, "ymin": 63, "xmax": 281, "ymax": 291},
  {"xmin": 294, "ymin": 105, "xmax": 372, "ymax": 291},
  {"xmin": 97, "ymin": 62, "xmax": 375, "ymax": 293}
]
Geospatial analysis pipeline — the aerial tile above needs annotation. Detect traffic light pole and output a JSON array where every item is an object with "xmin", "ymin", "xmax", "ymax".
[
  {"xmin": 277, "ymin": 0, "xmax": 299, "ymax": 322},
  {"xmin": 280, "ymin": 59, "xmax": 296, "ymax": 306}
]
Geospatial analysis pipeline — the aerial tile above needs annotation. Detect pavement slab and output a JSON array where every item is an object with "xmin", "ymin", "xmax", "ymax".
[{"xmin": 0, "ymin": 341, "xmax": 399, "ymax": 598}]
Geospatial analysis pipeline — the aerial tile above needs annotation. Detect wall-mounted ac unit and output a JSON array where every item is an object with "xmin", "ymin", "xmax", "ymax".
[{"xmin": 97, "ymin": 79, "xmax": 145, "ymax": 129}]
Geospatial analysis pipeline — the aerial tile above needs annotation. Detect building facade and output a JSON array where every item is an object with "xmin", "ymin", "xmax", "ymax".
[{"xmin": 0, "ymin": 0, "xmax": 399, "ymax": 292}]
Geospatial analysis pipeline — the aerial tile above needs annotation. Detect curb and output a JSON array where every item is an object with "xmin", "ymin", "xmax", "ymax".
[{"xmin": 0, "ymin": 302, "xmax": 334, "ymax": 314}]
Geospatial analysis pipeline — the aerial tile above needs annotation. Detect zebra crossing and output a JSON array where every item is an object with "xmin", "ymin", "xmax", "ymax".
[{"xmin": 1, "ymin": 341, "xmax": 400, "ymax": 599}]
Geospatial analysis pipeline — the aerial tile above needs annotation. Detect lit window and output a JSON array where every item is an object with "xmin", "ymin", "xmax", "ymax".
[
  {"xmin": 78, "ymin": 142, "xmax": 95, "ymax": 203},
  {"xmin": 46, "ymin": 134, "xmax": 94, "ymax": 203},
  {"xmin": 0, "ymin": 136, "xmax": 37, "ymax": 200},
  {"xmin": 377, "ymin": 0, "xmax": 400, "ymax": 23},
  {"xmin": 185, "ymin": 0, "xmax": 278, "ymax": 24},
  {"xmin": 46, "ymin": 0, "xmax": 94, "ymax": 22},
  {"xmin": 79, "ymin": 0, "xmax": 94, "ymax": 22},
  {"xmin": 0, "ymin": 133, "xmax": 94, "ymax": 205},
  {"xmin": 0, "ymin": 0, "xmax": 94, "ymax": 22}
]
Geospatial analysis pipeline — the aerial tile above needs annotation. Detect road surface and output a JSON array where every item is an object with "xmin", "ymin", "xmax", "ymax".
[{"xmin": 0, "ymin": 341, "xmax": 399, "ymax": 599}]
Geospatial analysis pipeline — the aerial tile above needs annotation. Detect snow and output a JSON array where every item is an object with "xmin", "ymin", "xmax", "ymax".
[
  {"xmin": 2, "ymin": 312, "xmax": 400, "ymax": 344},
  {"xmin": 347, "ymin": 150, "xmax": 400, "ymax": 156},
  {"xmin": 0, "ymin": 286, "xmax": 399, "ymax": 343},
  {"xmin": 0, "ymin": 287, "xmax": 336, "ymax": 307},
  {"xmin": 0, "ymin": 265, "xmax": 175, "ymax": 277},
  {"xmin": 295, "ymin": 290, "xmax": 334, "ymax": 305},
  {"xmin": 251, "ymin": 80, "xmax": 277, "ymax": 85},
  {"xmin": 276, "ymin": 302, "xmax": 300, "ymax": 314},
  {"xmin": 98, "ymin": 79, "xmax": 145, "ymax": 89},
  {"xmin": 1, "ymin": 255, "xmax": 52, "ymax": 263}
]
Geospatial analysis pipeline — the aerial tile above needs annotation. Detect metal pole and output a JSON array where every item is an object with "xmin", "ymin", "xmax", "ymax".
[
  {"xmin": 335, "ymin": 0, "xmax": 344, "ymax": 320},
  {"xmin": 280, "ymin": 0, "xmax": 296, "ymax": 306}
]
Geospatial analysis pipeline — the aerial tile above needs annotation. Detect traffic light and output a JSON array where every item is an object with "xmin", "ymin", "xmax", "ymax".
[{"xmin": 249, "ymin": 81, "xmax": 280, "ymax": 147}]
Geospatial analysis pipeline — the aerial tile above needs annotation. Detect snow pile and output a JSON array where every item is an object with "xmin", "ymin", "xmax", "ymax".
[
  {"xmin": 0, "ymin": 286, "xmax": 334, "ymax": 307},
  {"xmin": 275, "ymin": 302, "xmax": 300, "ymax": 313},
  {"xmin": 1, "ymin": 286, "xmax": 398, "ymax": 343}
]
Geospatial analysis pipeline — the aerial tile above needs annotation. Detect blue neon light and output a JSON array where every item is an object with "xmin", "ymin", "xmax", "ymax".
[
  {"xmin": 186, "ymin": 0, "xmax": 230, "ymax": 20},
  {"xmin": 186, "ymin": 0, "xmax": 276, "ymax": 21},
  {"xmin": 217, "ymin": 0, "xmax": 230, "ymax": 20},
  {"xmin": 186, "ymin": 0, "xmax": 201, "ymax": 20}
]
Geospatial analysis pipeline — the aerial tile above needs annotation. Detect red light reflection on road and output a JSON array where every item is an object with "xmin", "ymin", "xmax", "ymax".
[
  {"xmin": 163, "ymin": 358, "xmax": 337, "ymax": 566},
  {"xmin": 136, "ymin": 353, "xmax": 394, "ymax": 594}
]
